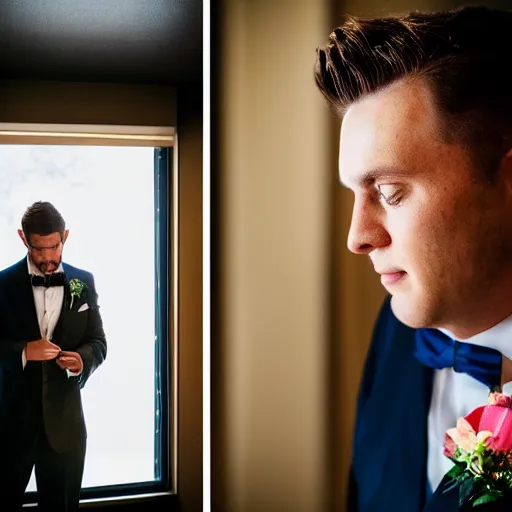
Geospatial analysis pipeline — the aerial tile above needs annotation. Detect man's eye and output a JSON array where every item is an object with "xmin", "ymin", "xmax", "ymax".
[{"xmin": 377, "ymin": 185, "xmax": 402, "ymax": 206}]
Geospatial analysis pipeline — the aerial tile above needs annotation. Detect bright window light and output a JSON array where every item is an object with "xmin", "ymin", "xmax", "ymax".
[{"xmin": 0, "ymin": 145, "xmax": 158, "ymax": 491}]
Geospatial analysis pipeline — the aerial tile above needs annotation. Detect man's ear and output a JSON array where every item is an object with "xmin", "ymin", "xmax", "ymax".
[
  {"xmin": 63, "ymin": 229, "xmax": 69, "ymax": 244},
  {"xmin": 17, "ymin": 229, "xmax": 28, "ymax": 248}
]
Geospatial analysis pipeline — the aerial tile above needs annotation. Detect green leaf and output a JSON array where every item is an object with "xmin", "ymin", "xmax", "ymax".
[
  {"xmin": 442, "ymin": 465, "xmax": 468, "ymax": 495},
  {"xmin": 473, "ymin": 491, "xmax": 502, "ymax": 506},
  {"xmin": 459, "ymin": 478, "xmax": 476, "ymax": 506},
  {"xmin": 446, "ymin": 464, "xmax": 465, "ymax": 480},
  {"xmin": 443, "ymin": 479, "xmax": 460, "ymax": 494}
]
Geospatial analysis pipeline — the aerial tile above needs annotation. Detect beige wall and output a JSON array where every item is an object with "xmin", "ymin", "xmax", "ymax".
[{"xmin": 214, "ymin": 1, "xmax": 332, "ymax": 510}]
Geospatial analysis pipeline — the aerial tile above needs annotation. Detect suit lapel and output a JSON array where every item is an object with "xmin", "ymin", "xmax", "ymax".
[
  {"xmin": 422, "ymin": 474, "xmax": 462, "ymax": 512},
  {"xmin": 10, "ymin": 258, "xmax": 41, "ymax": 340},
  {"xmin": 352, "ymin": 310, "xmax": 434, "ymax": 512}
]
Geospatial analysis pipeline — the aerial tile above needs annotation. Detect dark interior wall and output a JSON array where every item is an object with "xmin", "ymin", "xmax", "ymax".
[
  {"xmin": 0, "ymin": 80, "xmax": 177, "ymax": 126},
  {"xmin": 0, "ymin": 0, "xmax": 201, "ymax": 86},
  {"xmin": 175, "ymin": 84, "xmax": 203, "ymax": 512}
]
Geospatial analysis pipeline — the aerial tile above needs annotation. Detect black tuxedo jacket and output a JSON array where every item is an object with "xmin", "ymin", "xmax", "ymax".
[
  {"xmin": 0, "ymin": 257, "xmax": 107, "ymax": 454},
  {"xmin": 349, "ymin": 295, "xmax": 511, "ymax": 512}
]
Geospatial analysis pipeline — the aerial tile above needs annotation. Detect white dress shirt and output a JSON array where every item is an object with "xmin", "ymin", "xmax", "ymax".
[
  {"xmin": 23, "ymin": 255, "xmax": 81, "ymax": 377},
  {"xmin": 428, "ymin": 315, "xmax": 512, "ymax": 491}
]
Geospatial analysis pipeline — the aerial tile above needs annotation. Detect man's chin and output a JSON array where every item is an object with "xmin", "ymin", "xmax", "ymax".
[
  {"xmin": 389, "ymin": 294, "xmax": 434, "ymax": 329},
  {"xmin": 41, "ymin": 265, "xmax": 57, "ymax": 275}
]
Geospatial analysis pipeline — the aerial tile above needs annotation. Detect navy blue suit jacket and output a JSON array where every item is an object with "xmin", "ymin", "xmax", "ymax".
[
  {"xmin": 0, "ymin": 257, "xmax": 107, "ymax": 455},
  {"xmin": 349, "ymin": 295, "xmax": 511, "ymax": 512}
]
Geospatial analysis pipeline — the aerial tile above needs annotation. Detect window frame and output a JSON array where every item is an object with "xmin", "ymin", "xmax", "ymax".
[{"xmin": 0, "ymin": 130, "xmax": 180, "ymax": 510}]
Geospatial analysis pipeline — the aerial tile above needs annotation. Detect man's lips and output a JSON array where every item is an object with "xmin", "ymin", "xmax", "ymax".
[{"xmin": 377, "ymin": 269, "xmax": 407, "ymax": 286}]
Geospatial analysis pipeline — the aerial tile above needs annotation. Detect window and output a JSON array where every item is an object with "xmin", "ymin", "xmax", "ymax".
[{"xmin": 0, "ymin": 144, "xmax": 172, "ymax": 502}]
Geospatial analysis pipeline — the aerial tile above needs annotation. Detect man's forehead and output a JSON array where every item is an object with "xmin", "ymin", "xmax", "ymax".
[
  {"xmin": 30, "ymin": 232, "xmax": 61, "ymax": 239},
  {"xmin": 29, "ymin": 232, "xmax": 62, "ymax": 245},
  {"xmin": 338, "ymin": 79, "xmax": 438, "ymax": 188}
]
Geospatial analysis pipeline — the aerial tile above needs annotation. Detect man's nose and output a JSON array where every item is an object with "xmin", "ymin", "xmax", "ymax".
[{"xmin": 347, "ymin": 201, "xmax": 391, "ymax": 255}]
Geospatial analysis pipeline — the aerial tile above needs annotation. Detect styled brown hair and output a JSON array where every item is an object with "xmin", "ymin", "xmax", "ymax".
[
  {"xmin": 21, "ymin": 201, "xmax": 66, "ymax": 243},
  {"xmin": 314, "ymin": 6, "xmax": 512, "ymax": 180}
]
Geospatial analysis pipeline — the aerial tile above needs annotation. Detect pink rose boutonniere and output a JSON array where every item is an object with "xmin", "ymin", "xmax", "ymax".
[{"xmin": 443, "ymin": 392, "xmax": 512, "ymax": 507}]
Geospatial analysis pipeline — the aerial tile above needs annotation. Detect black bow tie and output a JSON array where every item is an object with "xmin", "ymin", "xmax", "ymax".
[{"xmin": 31, "ymin": 272, "xmax": 66, "ymax": 288}]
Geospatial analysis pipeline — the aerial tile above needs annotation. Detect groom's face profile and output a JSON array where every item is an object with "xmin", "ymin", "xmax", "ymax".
[
  {"xmin": 19, "ymin": 230, "xmax": 69, "ymax": 275},
  {"xmin": 338, "ymin": 77, "xmax": 512, "ymax": 336}
]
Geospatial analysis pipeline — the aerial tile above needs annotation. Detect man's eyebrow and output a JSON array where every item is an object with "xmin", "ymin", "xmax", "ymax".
[
  {"xmin": 339, "ymin": 167, "xmax": 409, "ymax": 189},
  {"xmin": 30, "ymin": 243, "xmax": 59, "ymax": 249}
]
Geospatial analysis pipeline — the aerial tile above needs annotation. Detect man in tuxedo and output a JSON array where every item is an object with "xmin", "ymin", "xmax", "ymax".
[
  {"xmin": 314, "ymin": 5, "xmax": 512, "ymax": 512},
  {"xmin": 0, "ymin": 201, "xmax": 107, "ymax": 511}
]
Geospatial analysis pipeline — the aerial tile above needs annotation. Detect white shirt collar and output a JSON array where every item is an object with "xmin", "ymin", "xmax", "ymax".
[
  {"xmin": 439, "ymin": 314, "xmax": 512, "ymax": 360},
  {"xmin": 26, "ymin": 254, "xmax": 64, "ymax": 277}
]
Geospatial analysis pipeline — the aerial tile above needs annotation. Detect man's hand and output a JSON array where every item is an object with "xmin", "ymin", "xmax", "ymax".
[
  {"xmin": 25, "ymin": 338, "xmax": 61, "ymax": 361},
  {"xmin": 56, "ymin": 351, "xmax": 83, "ymax": 373}
]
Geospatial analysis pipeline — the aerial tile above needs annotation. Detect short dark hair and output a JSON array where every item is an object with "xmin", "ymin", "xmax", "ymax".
[
  {"xmin": 21, "ymin": 201, "xmax": 66, "ymax": 242},
  {"xmin": 314, "ymin": 6, "xmax": 512, "ymax": 180}
]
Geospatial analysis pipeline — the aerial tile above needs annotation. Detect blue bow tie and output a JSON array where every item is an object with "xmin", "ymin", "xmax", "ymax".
[{"xmin": 414, "ymin": 328, "xmax": 502, "ymax": 389}]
